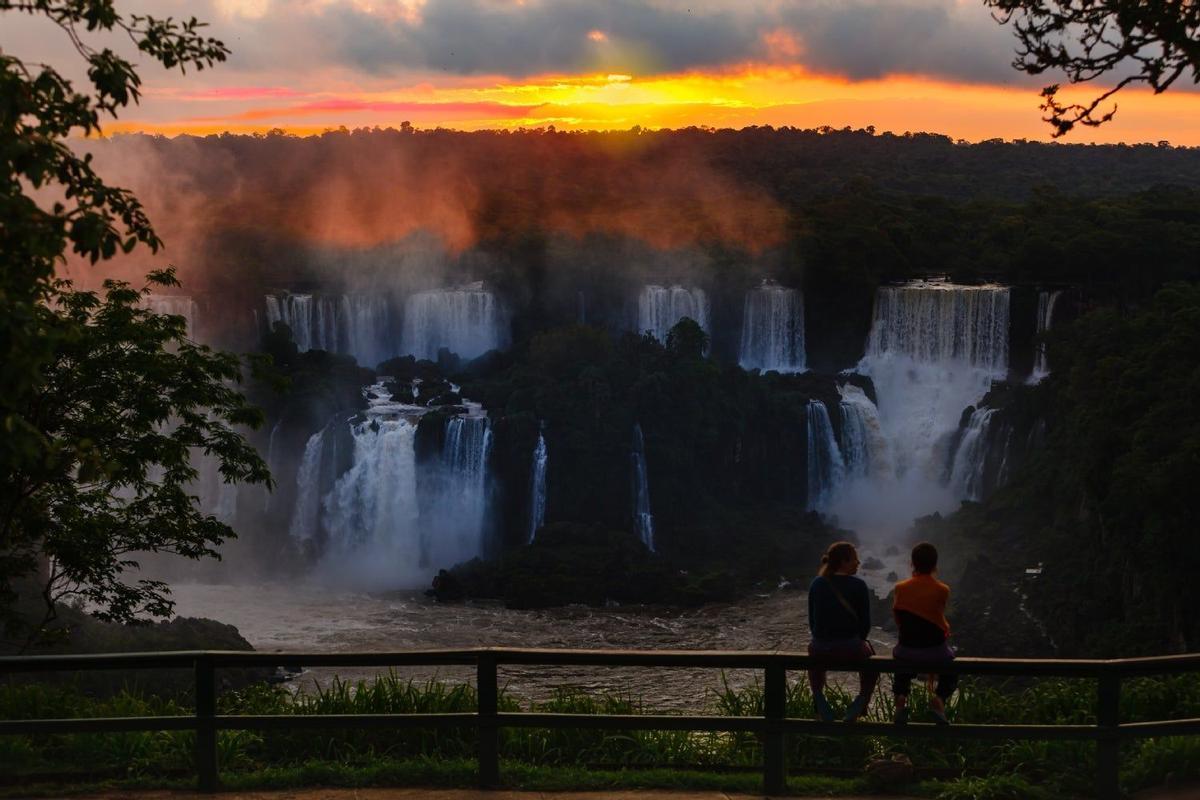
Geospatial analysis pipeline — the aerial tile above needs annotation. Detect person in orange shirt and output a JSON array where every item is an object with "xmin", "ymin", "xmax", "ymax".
[{"xmin": 891, "ymin": 542, "xmax": 957, "ymax": 725}]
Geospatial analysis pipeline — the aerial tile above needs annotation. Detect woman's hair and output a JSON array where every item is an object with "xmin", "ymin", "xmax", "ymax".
[
  {"xmin": 911, "ymin": 541, "xmax": 939, "ymax": 574},
  {"xmin": 819, "ymin": 541, "xmax": 858, "ymax": 577}
]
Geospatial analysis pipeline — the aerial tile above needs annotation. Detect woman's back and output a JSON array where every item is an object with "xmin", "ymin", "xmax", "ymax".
[{"xmin": 808, "ymin": 574, "xmax": 870, "ymax": 641}]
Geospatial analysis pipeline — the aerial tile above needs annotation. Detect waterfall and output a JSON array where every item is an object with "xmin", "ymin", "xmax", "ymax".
[
  {"xmin": 289, "ymin": 428, "xmax": 327, "ymax": 543},
  {"xmin": 262, "ymin": 419, "xmax": 283, "ymax": 511},
  {"xmin": 321, "ymin": 414, "xmax": 424, "ymax": 584},
  {"xmin": 145, "ymin": 295, "xmax": 198, "ymax": 335},
  {"xmin": 837, "ymin": 384, "xmax": 890, "ymax": 480},
  {"xmin": 265, "ymin": 293, "xmax": 336, "ymax": 353},
  {"xmin": 401, "ymin": 283, "xmax": 506, "ymax": 361},
  {"xmin": 194, "ymin": 449, "xmax": 238, "ymax": 523},
  {"xmin": 340, "ymin": 294, "xmax": 393, "ymax": 369},
  {"xmin": 631, "ymin": 424, "xmax": 655, "ymax": 551},
  {"xmin": 265, "ymin": 293, "xmax": 393, "ymax": 367},
  {"xmin": 865, "ymin": 283, "xmax": 1009, "ymax": 370},
  {"xmin": 947, "ymin": 407, "xmax": 998, "ymax": 501},
  {"xmin": 637, "ymin": 285, "xmax": 709, "ymax": 343},
  {"xmin": 1030, "ymin": 289, "xmax": 1062, "ymax": 381},
  {"xmin": 263, "ymin": 382, "xmax": 499, "ymax": 587},
  {"xmin": 738, "ymin": 284, "xmax": 806, "ymax": 373},
  {"xmin": 849, "ymin": 282, "xmax": 1010, "ymax": 532},
  {"xmin": 527, "ymin": 428, "xmax": 548, "ymax": 543},
  {"xmin": 433, "ymin": 415, "xmax": 493, "ymax": 559},
  {"xmin": 806, "ymin": 400, "xmax": 844, "ymax": 511}
]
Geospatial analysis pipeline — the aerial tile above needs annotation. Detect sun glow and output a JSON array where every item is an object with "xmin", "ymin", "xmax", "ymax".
[{"xmin": 108, "ymin": 64, "xmax": 1200, "ymax": 145}]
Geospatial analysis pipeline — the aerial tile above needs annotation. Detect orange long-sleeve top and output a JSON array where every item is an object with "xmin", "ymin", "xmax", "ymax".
[{"xmin": 893, "ymin": 573, "xmax": 951, "ymax": 637}]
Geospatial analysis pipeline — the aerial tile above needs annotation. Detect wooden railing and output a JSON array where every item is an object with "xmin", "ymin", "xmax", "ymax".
[{"xmin": 2, "ymin": 648, "xmax": 1199, "ymax": 799}]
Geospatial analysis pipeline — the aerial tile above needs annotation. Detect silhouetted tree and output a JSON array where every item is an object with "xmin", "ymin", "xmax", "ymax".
[{"xmin": 987, "ymin": 0, "xmax": 1200, "ymax": 135}]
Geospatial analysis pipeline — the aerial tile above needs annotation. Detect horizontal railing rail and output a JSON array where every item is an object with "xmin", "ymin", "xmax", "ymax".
[{"xmin": 2, "ymin": 647, "xmax": 1198, "ymax": 799}]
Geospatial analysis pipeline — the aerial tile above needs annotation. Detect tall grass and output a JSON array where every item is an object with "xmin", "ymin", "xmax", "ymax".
[{"xmin": 2, "ymin": 671, "xmax": 1197, "ymax": 797}]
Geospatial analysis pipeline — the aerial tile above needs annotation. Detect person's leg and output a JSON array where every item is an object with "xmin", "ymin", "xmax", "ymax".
[
  {"xmin": 807, "ymin": 641, "xmax": 835, "ymax": 722},
  {"xmin": 928, "ymin": 670, "xmax": 956, "ymax": 724},
  {"xmin": 892, "ymin": 672, "xmax": 913, "ymax": 724},
  {"xmin": 844, "ymin": 667, "xmax": 879, "ymax": 722},
  {"xmin": 809, "ymin": 667, "xmax": 834, "ymax": 721}
]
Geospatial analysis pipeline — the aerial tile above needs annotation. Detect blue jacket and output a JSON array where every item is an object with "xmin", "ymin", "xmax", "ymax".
[{"xmin": 808, "ymin": 574, "xmax": 871, "ymax": 642}]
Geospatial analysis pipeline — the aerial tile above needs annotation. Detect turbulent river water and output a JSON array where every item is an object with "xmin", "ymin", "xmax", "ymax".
[{"xmin": 170, "ymin": 583, "xmax": 895, "ymax": 711}]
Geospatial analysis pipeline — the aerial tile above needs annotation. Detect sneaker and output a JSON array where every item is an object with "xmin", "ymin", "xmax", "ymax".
[
  {"xmin": 930, "ymin": 699, "xmax": 950, "ymax": 726},
  {"xmin": 894, "ymin": 706, "xmax": 910, "ymax": 726},
  {"xmin": 843, "ymin": 693, "xmax": 870, "ymax": 723},
  {"xmin": 813, "ymin": 690, "xmax": 834, "ymax": 722}
]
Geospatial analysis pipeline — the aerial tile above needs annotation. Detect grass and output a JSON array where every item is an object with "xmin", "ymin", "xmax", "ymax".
[{"xmin": 2, "ymin": 671, "xmax": 1199, "ymax": 798}]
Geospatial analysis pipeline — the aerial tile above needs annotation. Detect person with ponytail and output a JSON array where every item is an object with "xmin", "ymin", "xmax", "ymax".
[{"xmin": 806, "ymin": 541, "xmax": 878, "ymax": 722}]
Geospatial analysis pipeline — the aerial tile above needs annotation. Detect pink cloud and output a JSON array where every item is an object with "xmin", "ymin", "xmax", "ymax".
[{"xmin": 186, "ymin": 98, "xmax": 543, "ymax": 122}]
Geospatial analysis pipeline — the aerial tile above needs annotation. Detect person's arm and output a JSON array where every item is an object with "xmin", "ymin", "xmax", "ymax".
[{"xmin": 808, "ymin": 578, "xmax": 818, "ymax": 636}]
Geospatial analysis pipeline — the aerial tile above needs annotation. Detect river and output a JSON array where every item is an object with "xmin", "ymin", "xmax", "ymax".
[{"xmin": 170, "ymin": 582, "xmax": 896, "ymax": 711}]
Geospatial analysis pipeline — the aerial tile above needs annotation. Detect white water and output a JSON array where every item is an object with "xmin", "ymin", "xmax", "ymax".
[
  {"xmin": 431, "ymin": 415, "xmax": 493, "ymax": 559},
  {"xmin": 637, "ymin": 285, "xmax": 709, "ymax": 344},
  {"xmin": 289, "ymin": 429, "xmax": 327, "ymax": 543},
  {"xmin": 946, "ymin": 406, "xmax": 997, "ymax": 501},
  {"xmin": 527, "ymin": 429, "xmax": 548, "ymax": 543},
  {"xmin": 805, "ymin": 401, "xmax": 844, "ymax": 512},
  {"xmin": 738, "ymin": 283, "xmax": 805, "ymax": 372},
  {"xmin": 262, "ymin": 419, "xmax": 283, "ymax": 512},
  {"xmin": 145, "ymin": 295, "xmax": 198, "ymax": 337},
  {"xmin": 194, "ymin": 450, "xmax": 238, "ymax": 523},
  {"xmin": 631, "ymin": 424, "xmax": 655, "ymax": 551},
  {"xmin": 401, "ymin": 283, "xmax": 506, "ymax": 361},
  {"xmin": 834, "ymin": 282, "xmax": 1010, "ymax": 534},
  {"xmin": 837, "ymin": 384, "xmax": 890, "ymax": 480},
  {"xmin": 264, "ymin": 293, "xmax": 393, "ymax": 368},
  {"xmin": 260, "ymin": 382, "xmax": 492, "ymax": 589},
  {"xmin": 1030, "ymin": 289, "xmax": 1062, "ymax": 382}
]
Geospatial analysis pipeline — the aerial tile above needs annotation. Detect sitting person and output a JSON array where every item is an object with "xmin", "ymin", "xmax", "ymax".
[
  {"xmin": 807, "ymin": 541, "xmax": 878, "ymax": 722},
  {"xmin": 891, "ymin": 542, "xmax": 957, "ymax": 725}
]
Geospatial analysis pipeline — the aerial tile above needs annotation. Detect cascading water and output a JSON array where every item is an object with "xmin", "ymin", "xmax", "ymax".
[
  {"xmin": 527, "ymin": 427, "xmax": 548, "ymax": 543},
  {"xmin": 431, "ymin": 415, "xmax": 493, "ymax": 559},
  {"xmin": 401, "ymin": 283, "xmax": 506, "ymax": 361},
  {"xmin": 265, "ymin": 294, "xmax": 336, "ymax": 353},
  {"xmin": 262, "ymin": 419, "xmax": 283, "ymax": 512},
  {"xmin": 738, "ymin": 283, "xmax": 805, "ymax": 372},
  {"xmin": 265, "ymin": 293, "xmax": 393, "ymax": 367},
  {"xmin": 339, "ymin": 294, "xmax": 393, "ymax": 369},
  {"xmin": 637, "ymin": 285, "xmax": 709, "ymax": 343},
  {"xmin": 806, "ymin": 400, "xmax": 845, "ymax": 511},
  {"xmin": 843, "ymin": 282, "xmax": 1010, "ymax": 533},
  {"xmin": 631, "ymin": 424, "xmax": 655, "ymax": 551},
  {"xmin": 272, "ymin": 382, "xmax": 493, "ymax": 588},
  {"xmin": 837, "ymin": 384, "xmax": 890, "ymax": 480},
  {"xmin": 946, "ymin": 407, "xmax": 998, "ymax": 501},
  {"xmin": 195, "ymin": 452, "xmax": 238, "ymax": 523},
  {"xmin": 289, "ymin": 428, "xmax": 327, "ymax": 544},
  {"xmin": 145, "ymin": 295, "xmax": 198, "ymax": 336},
  {"xmin": 1030, "ymin": 289, "xmax": 1062, "ymax": 382}
]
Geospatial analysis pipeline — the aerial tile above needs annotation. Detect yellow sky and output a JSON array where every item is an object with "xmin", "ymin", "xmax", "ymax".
[{"xmin": 106, "ymin": 66, "xmax": 1200, "ymax": 145}]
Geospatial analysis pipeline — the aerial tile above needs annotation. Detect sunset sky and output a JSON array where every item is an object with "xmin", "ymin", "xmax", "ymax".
[{"xmin": 5, "ymin": 0, "xmax": 1200, "ymax": 144}]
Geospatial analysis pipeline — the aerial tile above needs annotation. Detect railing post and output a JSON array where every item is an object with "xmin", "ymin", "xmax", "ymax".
[
  {"xmin": 763, "ymin": 660, "xmax": 787, "ymax": 796},
  {"xmin": 477, "ymin": 651, "xmax": 500, "ymax": 789},
  {"xmin": 1096, "ymin": 667, "xmax": 1121, "ymax": 800},
  {"xmin": 194, "ymin": 655, "xmax": 218, "ymax": 793}
]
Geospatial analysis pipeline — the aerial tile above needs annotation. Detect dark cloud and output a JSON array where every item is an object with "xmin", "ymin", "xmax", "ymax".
[
  {"xmin": 0, "ymin": 0, "xmax": 1028, "ymax": 85},
  {"xmin": 779, "ymin": 1, "xmax": 1023, "ymax": 84}
]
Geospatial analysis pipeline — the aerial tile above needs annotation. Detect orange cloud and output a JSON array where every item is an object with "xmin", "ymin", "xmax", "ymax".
[{"xmin": 109, "ymin": 64, "xmax": 1200, "ymax": 145}]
